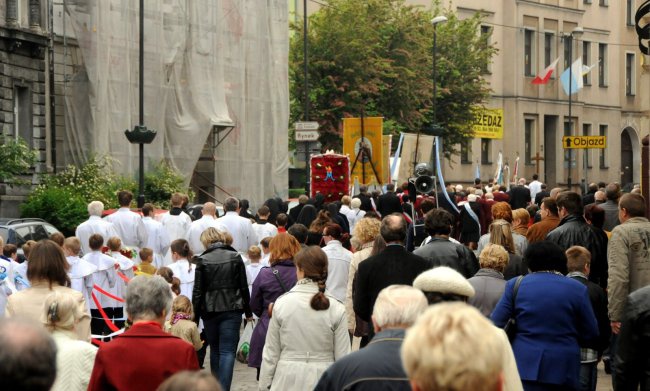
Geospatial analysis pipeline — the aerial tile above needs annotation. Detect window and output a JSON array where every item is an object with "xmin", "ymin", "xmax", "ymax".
[
  {"xmin": 525, "ymin": 119, "xmax": 535, "ymax": 165},
  {"xmin": 582, "ymin": 41, "xmax": 591, "ymax": 85},
  {"xmin": 480, "ymin": 25, "xmax": 492, "ymax": 73},
  {"xmin": 627, "ymin": 0, "xmax": 635, "ymax": 25},
  {"xmin": 584, "ymin": 0, "xmax": 592, "ymax": 3},
  {"xmin": 524, "ymin": 29, "xmax": 535, "ymax": 77},
  {"xmin": 599, "ymin": 124, "xmax": 608, "ymax": 168},
  {"xmin": 598, "ymin": 43, "xmax": 608, "ymax": 87},
  {"xmin": 583, "ymin": 124, "xmax": 592, "ymax": 168},
  {"xmin": 13, "ymin": 85, "xmax": 32, "ymax": 147},
  {"xmin": 544, "ymin": 32, "xmax": 554, "ymax": 68},
  {"xmin": 626, "ymin": 52, "xmax": 636, "ymax": 96},
  {"xmin": 461, "ymin": 140, "xmax": 471, "ymax": 164},
  {"xmin": 599, "ymin": 0, "xmax": 608, "ymax": 5},
  {"xmin": 481, "ymin": 139, "xmax": 492, "ymax": 164}
]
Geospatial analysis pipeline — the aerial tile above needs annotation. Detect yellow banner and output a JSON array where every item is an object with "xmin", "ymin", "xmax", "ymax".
[
  {"xmin": 343, "ymin": 117, "xmax": 384, "ymax": 185},
  {"xmin": 382, "ymin": 135, "xmax": 392, "ymax": 184},
  {"xmin": 473, "ymin": 108, "xmax": 504, "ymax": 139}
]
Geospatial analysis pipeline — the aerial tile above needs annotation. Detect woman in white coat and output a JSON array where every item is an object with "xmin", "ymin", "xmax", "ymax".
[
  {"xmin": 167, "ymin": 239, "xmax": 196, "ymax": 300},
  {"xmin": 259, "ymin": 246, "xmax": 350, "ymax": 390}
]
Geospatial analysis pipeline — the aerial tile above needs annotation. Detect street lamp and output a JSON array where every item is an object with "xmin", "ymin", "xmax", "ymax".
[
  {"xmin": 125, "ymin": 0, "xmax": 156, "ymax": 208},
  {"xmin": 429, "ymin": 15, "xmax": 447, "ymax": 206},
  {"xmin": 566, "ymin": 26, "xmax": 583, "ymax": 191}
]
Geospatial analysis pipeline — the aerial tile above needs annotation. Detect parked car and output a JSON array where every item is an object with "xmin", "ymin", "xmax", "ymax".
[{"xmin": 0, "ymin": 218, "xmax": 61, "ymax": 248}]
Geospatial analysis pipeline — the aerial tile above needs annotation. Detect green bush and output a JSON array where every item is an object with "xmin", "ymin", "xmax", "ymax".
[
  {"xmin": 144, "ymin": 160, "xmax": 194, "ymax": 209},
  {"xmin": 20, "ymin": 187, "xmax": 88, "ymax": 236},
  {"xmin": 288, "ymin": 188, "xmax": 306, "ymax": 198}
]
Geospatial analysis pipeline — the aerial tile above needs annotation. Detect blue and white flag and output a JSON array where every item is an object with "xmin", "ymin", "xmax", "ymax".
[
  {"xmin": 475, "ymin": 162, "xmax": 480, "ymax": 180},
  {"xmin": 560, "ymin": 58, "xmax": 583, "ymax": 96},
  {"xmin": 494, "ymin": 152, "xmax": 503, "ymax": 185}
]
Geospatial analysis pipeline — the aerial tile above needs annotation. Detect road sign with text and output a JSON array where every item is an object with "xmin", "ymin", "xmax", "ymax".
[
  {"xmin": 295, "ymin": 121, "xmax": 319, "ymax": 131},
  {"xmin": 562, "ymin": 136, "xmax": 607, "ymax": 149}
]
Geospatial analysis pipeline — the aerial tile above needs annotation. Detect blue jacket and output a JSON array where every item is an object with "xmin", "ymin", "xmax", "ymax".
[{"xmin": 491, "ymin": 272, "xmax": 599, "ymax": 389}]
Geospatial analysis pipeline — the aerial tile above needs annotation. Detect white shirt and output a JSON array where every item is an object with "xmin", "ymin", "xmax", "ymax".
[
  {"xmin": 322, "ymin": 240, "xmax": 352, "ymax": 303},
  {"xmin": 246, "ymin": 263, "xmax": 264, "ymax": 295},
  {"xmin": 109, "ymin": 252, "xmax": 135, "ymax": 309},
  {"xmin": 529, "ymin": 180, "xmax": 542, "ymax": 200},
  {"xmin": 217, "ymin": 211, "xmax": 258, "ymax": 253},
  {"xmin": 185, "ymin": 215, "xmax": 226, "ymax": 255},
  {"xmin": 66, "ymin": 256, "xmax": 97, "ymax": 311},
  {"xmin": 339, "ymin": 205, "xmax": 357, "ymax": 232},
  {"xmin": 252, "ymin": 222, "xmax": 278, "ymax": 245},
  {"xmin": 168, "ymin": 259, "xmax": 196, "ymax": 300},
  {"xmin": 82, "ymin": 251, "xmax": 117, "ymax": 310},
  {"xmin": 13, "ymin": 261, "xmax": 29, "ymax": 291},
  {"xmin": 142, "ymin": 217, "xmax": 171, "ymax": 268},
  {"xmin": 160, "ymin": 211, "xmax": 193, "ymax": 241},
  {"xmin": 105, "ymin": 208, "xmax": 148, "ymax": 249},
  {"xmin": 75, "ymin": 216, "xmax": 119, "ymax": 256}
]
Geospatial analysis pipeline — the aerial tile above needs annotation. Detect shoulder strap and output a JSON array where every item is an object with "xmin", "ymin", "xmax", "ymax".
[
  {"xmin": 511, "ymin": 275, "xmax": 524, "ymax": 306},
  {"xmin": 271, "ymin": 267, "xmax": 288, "ymax": 293}
]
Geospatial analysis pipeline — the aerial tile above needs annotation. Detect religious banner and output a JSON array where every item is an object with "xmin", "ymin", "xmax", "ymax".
[
  {"xmin": 396, "ymin": 133, "xmax": 435, "ymax": 184},
  {"xmin": 382, "ymin": 135, "xmax": 392, "ymax": 184},
  {"xmin": 310, "ymin": 153, "xmax": 350, "ymax": 200},
  {"xmin": 473, "ymin": 108, "xmax": 504, "ymax": 139},
  {"xmin": 343, "ymin": 117, "xmax": 384, "ymax": 185}
]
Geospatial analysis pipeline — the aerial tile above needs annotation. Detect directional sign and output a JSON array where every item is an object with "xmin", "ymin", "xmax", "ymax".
[
  {"xmin": 295, "ymin": 121, "xmax": 319, "ymax": 131},
  {"xmin": 295, "ymin": 130, "xmax": 319, "ymax": 141},
  {"xmin": 562, "ymin": 136, "xmax": 607, "ymax": 149}
]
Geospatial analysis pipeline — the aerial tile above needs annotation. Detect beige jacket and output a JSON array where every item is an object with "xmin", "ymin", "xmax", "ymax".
[
  {"xmin": 345, "ymin": 244, "xmax": 373, "ymax": 332},
  {"xmin": 6, "ymin": 281, "xmax": 91, "ymax": 341},
  {"xmin": 607, "ymin": 217, "xmax": 650, "ymax": 321},
  {"xmin": 164, "ymin": 318, "xmax": 203, "ymax": 350}
]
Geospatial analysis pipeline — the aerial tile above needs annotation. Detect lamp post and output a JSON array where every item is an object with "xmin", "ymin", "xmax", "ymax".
[
  {"xmin": 125, "ymin": 0, "xmax": 156, "ymax": 208},
  {"xmin": 303, "ymin": 0, "xmax": 311, "ymax": 194},
  {"xmin": 429, "ymin": 15, "xmax": 447, "ymax": 202},
  {"xmin": 566, "ymin": 26, "xmax": 583, "ymax": 191}
]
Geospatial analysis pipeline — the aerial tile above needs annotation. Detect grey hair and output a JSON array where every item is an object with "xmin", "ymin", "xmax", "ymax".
[
  {"xmin": 223, "ymin": 197, "xmax": 239, "ymax": 212},
  {"xmin": 126, "ymin": 275, "xmax": 173, "ymax": 321},
  {"xmin": 40, "ymin": 292, "xmax": 85, "ymax": 332},
  {"xmin": 372, "ymin": 285, "xmax": 428, "ymax": 328},
  {"xmin": 87, "ymin": 201, "xmax": 104, "ymax": 217}
]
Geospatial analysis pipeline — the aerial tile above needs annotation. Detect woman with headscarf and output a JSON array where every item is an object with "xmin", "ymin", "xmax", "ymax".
[
  {"xmin": 264, "ymin": 198, "xmax": 281, "ymax": 225},
  {"xmin": 296, "ymin": 204, "xmax": 318, "ymax": 229}
]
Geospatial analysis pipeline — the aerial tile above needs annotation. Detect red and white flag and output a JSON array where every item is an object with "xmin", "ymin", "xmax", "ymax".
[{"xmin": 532, "ymin": 58, "xmax": 559, "ymax": 85}]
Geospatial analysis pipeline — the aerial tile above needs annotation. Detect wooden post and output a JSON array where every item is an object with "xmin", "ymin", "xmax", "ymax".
[{"xmin": 531, "ymin": 152, "xmax": 544, "ymax": 175}]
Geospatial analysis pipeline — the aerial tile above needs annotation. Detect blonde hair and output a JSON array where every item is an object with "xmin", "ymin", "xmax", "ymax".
[
  {"xmin": 247, "ymin": 246, "xmax": 261, "ymax": 260},
  {"xmin": 478, "ymin": 244, "xmax": 509, "ymax": 273},
  {"xmin": 566, "ymin": 245, "xmax": 591, "ymax": 273},
  {"xmin": 401, "ymin": 303, "xmax": 503, "ymax": 391},
  {"xmin": 200, "ymin": 227, "xmax": 224, "ymax": 248},
  {"xmin": 41, "ymin": 292, "xmax": 86, "ymax": 332},
  {"xmin": 63, "ymin": 237, "xmax": 81, "ymax": 256},
  {"xmin": 488, "ymin": 219, "xmax": 515, "ymax": 254},
  {"xmin": 352, "ymin": 217, "xmax": 381, "ymax": 245},
  {"xmin": 512, "ymin": 208, "xmax": 530, "ymax": 226},
  {"xmin": 171, "ymin": 295, "xmax": 193, "ymax": 320}
]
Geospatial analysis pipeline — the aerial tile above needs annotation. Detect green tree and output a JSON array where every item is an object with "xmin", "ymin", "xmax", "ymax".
[
  {"xmin": 289, "ymin": 0, "xmax": 496, "ymax": 158},
  {"xmin": 0, "ymin": 136, "xmax": 37, "ymax": 185}
]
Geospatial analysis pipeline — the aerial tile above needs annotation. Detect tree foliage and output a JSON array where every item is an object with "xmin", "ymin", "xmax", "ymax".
[
  {"xmin": 0, "ymin": 136, "xmax": 37, "ymax": 185},
  {"xmin": 289, "ymin": 0, "xmax": 497, "ymax": 158}
]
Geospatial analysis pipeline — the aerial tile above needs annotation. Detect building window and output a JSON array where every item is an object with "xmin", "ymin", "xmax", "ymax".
[
  {"xmin": 599, "ymin": 124, "xmax": 608, "ymax": 168},
  {"xmin": 627, "ymin": 0, "xmax": 635, "ymax": 25},
  {"xmin": 13, "ymin": 85, "xmax": 32, "ymax": 147},
  {"xmin": 524, "ymin": 29, "xmax": 535, "ymax": 77},
  {"xmin": 598, "ymin": 43, "xmax": 608, "ymax": 87},
  {"xmin": 582, "ymin": 41, "xmax": 591, "ymax": 85},
  {"xmin": 626, "ymin": 52, "xmax": 636, "ymax": 96},
  {"xmin": 480, "ymin": 25, "xmax": 492, "ymax": 73},
  {"xmin": 461, "ymin": 140, "xmax": 471, "ymax": 164},
  {"xmin": 525, "ymin": 119, "xmax": 535, "ymax": 165},
  {"xmin": 544, "ymin": 32, "xmax": 554, "ymax": 68},
  {"xmin": 584, "ymin": 0, "xmax": 592, "ymax": 3},
  {"xmin": 599, "ymin": 0, "xmax": 608, "ymax": 5},
  {"xmin": 583, "ymin": 123, "xmax": 592, "ymax": 168},
  {"xmin": 481, "ymin": 138, "xmax": 492, "ymax": 164}
]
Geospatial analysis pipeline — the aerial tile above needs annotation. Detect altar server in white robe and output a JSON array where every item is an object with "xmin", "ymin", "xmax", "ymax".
[
  {"xmin": 185, "ymin": 202, "xmax": 225, "ymax": 255},
  {"xmin": 75, "ymin": 201, "xmax": 119, "ymax": 256},
  {"xmin": 167, "ymin": 239, "xmax": 196, "ymax": 300},
  {"xmin": 141, "ymin": 203, "xmax": 171, "ymax": 268},
  {"xmin": 104, "ymin": 190, "xmax": 147, "ymax": 252},
  {"xmin": 63, "ymin": 237, "xmax": 97, "ymax": 312},
  {"xmin": 217, "ymin": 197, "xmax": 258, "ymax": 254},
  {"xmin": 82, "ymin": 234, "xmax": 117, "ymax": 335},
  {"xmin": 106, "ymin": 237, "xmax": 135, "ymax": 327}
]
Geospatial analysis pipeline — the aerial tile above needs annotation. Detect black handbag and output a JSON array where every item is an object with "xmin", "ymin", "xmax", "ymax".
[{"xmin": 503, "ymin": 275, "xmax": 524, "ymax": 342}]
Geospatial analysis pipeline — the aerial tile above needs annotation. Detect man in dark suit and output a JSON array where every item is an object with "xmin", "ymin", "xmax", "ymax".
[
  {"xmin": 353, "ymin": 214, "xmax": 432, "ymax": 338},
  {"xmin": 376, "ymin": 183, "xmax": 402, "ymax": 217},
  {"xmin": 508, "ymin": 178, "xmax": 531, "ymax": 209},
  {"xmin": 353, "ymin": 185, "xmax": 373, "ymax": 212},
  {"xmin": 534, "ymin": 183, "xmax": 550, "ymax": 207},
  {"xmin": 582, "ymin": 183, "xmax": 598, "ymax": 207},
  {"xmin": 289, "ymin": 194, "xmax": 308, "ymax": 224}
]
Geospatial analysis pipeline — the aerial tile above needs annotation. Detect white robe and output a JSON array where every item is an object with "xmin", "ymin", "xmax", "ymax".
[
  {"xmin": 105, "ymin": 208, "xmax": 148, "ymax": 249},
  {"xmin": 66, "ymin": 256, "xmax": 97, "ymax": 312},
  {"xmin": 82, "ymin": 251, "xmax": 117, "ymax": 310},
  {"xmin": 13, "ymin": 261, "xmax": 29, "ymax": 291},
  {"xmin": 185, "ymin": 215, "xmax": 226, "ymax": 255},
  {"xmin": 168, "ymin": 259, "xmax": 196, "ymax": 301},
  {"xmin": 0, "ymin": 258, "xmax": 16, "ymax": 316},
  {"xmin": 75, "ymin": 216, "xmax": 119, "ymax": 256},
  {"xmin": 142, "ymin": 217, "xmax": 171, "ymax": 268},
  {"xmin": 252, "ymin": 222, "xmax": 278, "ymax": 245},
  {"xmin": 160, "ymin": 211, "xmax": 193, "ymax": 241},
  {"xmin": 217, "ymin": 211, "xmax": 258, "ymax": 253},
  {"xmin": 109, "ymin": 252, "xmax": 135, "ymax": 310}
]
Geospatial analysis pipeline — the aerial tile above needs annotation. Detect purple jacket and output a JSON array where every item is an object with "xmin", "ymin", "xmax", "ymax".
[{"xmin": 247, "ymin": 260, "xmax": 297, "ymax": 368}]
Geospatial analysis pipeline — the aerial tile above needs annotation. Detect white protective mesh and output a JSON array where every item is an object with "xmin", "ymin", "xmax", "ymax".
[{"xmin": 63, "ymin": 0, "xmax": 289, "ymax": 206}]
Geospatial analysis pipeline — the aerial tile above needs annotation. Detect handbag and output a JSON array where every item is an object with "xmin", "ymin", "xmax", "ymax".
[{"xmin": 503, "ymin": 275, "xmax": 524, "ymax": 342}]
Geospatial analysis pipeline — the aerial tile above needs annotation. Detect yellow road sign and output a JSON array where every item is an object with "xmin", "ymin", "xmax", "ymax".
[{"xmin": 562, "ymin": 136, "xmax": 607, "ymax": 149}]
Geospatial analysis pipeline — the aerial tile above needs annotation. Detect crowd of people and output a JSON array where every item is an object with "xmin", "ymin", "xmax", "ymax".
[{"xmin": 0, "ymin": 179, "xmax": 649, "ymax": 391}]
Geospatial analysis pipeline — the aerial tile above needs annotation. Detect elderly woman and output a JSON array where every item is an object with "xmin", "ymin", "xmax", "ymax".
[
  {"xmin": 248, "ymin": 233, "xmax": 301, "ymax": 377},
  {"xmin": 486, "ymin": 219, "xmax": 528, "ymax": 280},
  {"xmin": 259, "ymin": 246, "xmax": 350, "ymax": 390},
  {"xmin": 491, "ymin": 241, "xmax": 599, "ymax": 391},
  {"xmin": 192, "ymin": 227, "xmax": 252, "ymax": 391},
  {"xmin": 512, "ymin": 208, "xmax": 530, "ymax": 237},
  {"xmin": 42, "ymin": 292, "xmax": 97, "ymax": 391},
  {"xmin": 88, "ymin": 276, "xmax": 199, "ymax": 391},
  {"xmin": 468, "ymin": 244, "xmax": 509, "ymax": 316},
  {"xmin": 6, "ymin": 240, "xmax": 91, "ymax": 341},
  {"xmin": 345, "ymin": 217, "xmax": 381, "ymax": 345}
]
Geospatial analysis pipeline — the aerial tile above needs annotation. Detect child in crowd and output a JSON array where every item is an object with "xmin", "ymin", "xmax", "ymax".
[
  {"xmin": 276, "ymin": 214, "xmax": 288, "ymax": 234},
  {"xmin": 4, "ymin": 244, "xmax": 28, "ymax": 291},
  {"xmin": 63, "ymin": 236, "xmax": 97, "ymax": 309},
  {"xmin": 82, "ymin": 234, "xmax": 117, "ymax": 336},
  {"xmin": 253, "ymin": 206, "xmax": 278, "ymax": 244},
  {"xmin": 167, "ymin": 239, "xmax": 195, "ymax": 300},
  {"xmin": 137, "ymin": 248, "xmax": 157, "ymax": 275},
  {"xmin": 13, "ymin": 240, "xmax": 37, "ymax": 292},
  {"xmin": 260, "ymin": 237, "xmax": 272, "ymax": 267},
  {"xmin": 157, "ymin": 267, "xmax": 181, "ymax": 298},
  {"xmin": 245, "ymin": 246, "xmax": 263, "ymax": 296},
  {"xmin": 49, "ymin": 232, "xmax": 65, "ymax": 247},
  {"xmin": 164, "ymin": 295, "xmax": 203, "ymax": 351},
  {"xmin": 107, "ymin": 236, "xmax": 135, "ymax": 328}
]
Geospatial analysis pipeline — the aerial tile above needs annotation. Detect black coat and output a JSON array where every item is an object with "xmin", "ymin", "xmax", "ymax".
[
  {"xmin": 503, "ymin": 253, "xmax": 528, "ymax": 280},
  {"xmin": 508, "ymin": 185, "xmax": 531, "ymax": 209},
  {"xmin": 615, "ymin": 285, "xmax": 650, "ymax": 390},
  {"xmin": 413, "ymin": 237, "xmax": 479, "ymax": 279},
  {"xmin": 288, "ymin": 203, "xmax": 305, "ymax": 224},
  {"xmin": 376, "ymin": 192, "xmax": 402, "ymax": 217},
  {"xmin": 314, "ymin": 328, "xmax": 411, "ymax": 391},
  {"xmin": 353, "ymin": 246, "xmax": 432, "ymax": 323},
  {"xmin": 569, "ymin": 274, "xmax": 611, "ymax": 355},
  {"xmin": 534, "ymin": 190, "xmax": 550, "ymax": 207},
  {"xmin": 192, "ymin": 243, "xmax": 252, "ymax": 320},
  {"xmin": 353, "ymin": 193, "xmax": 373, "ymax": 212}
]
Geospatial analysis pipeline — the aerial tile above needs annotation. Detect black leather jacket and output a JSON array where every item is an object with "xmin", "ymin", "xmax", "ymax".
[
  {"xmin": 192, "ymin": 243, "xmax": 252, "ymax": 320},
  {"xmin": 615, "ymin": 285, "xmax": 650, "ymax": 390},
  {"xmin": 413, "ymin": 237, "xmax": 479, "ymax": 278}
]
